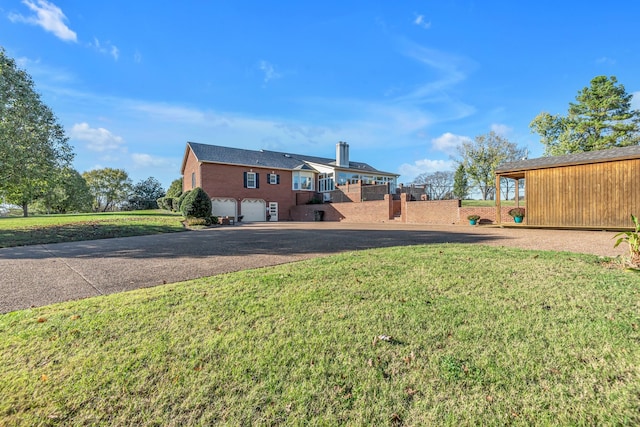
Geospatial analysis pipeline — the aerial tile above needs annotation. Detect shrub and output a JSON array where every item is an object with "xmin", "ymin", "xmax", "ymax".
[
  {"xmin": 467, "ymin": 214, "xmax": 480, "ymax": 221},
  {"xmin": 171, "ymin": 197, "xmax": 181, "ymax": 212},
  {"xmin": 180, "ymin": 187, "xmax": 212, "ymax": 219},
  {"xmin": 156, "ymin": 197, "xmax": 167, "ymax": 210},
  {"xmin": 185, "ymin": 217, "xmax": 209, "ymax": 227},
  {"xmin": 163, "ymin": 197, "xmax": 175, "ymax": 211},
  {"xmin": 177, "ymin": 190, "xmax": 191, "ymax": 211}
]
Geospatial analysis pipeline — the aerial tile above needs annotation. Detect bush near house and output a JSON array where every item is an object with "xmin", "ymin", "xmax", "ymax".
[
  {"xmin": 180, "ymin": 187, "xmax": 212, "ymax": 219},
  {"xmin": 176, "ymin": 190, "xmax": 191, "ymax": 212}
]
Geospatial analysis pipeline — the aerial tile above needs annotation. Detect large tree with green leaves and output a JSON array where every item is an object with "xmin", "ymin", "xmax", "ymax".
[
  {"xmin": 166, "ymin": 178, "xmax": 183, "ymax": 198},
  {"xmin": 33, "ymin": 167, "xmax": 92, "ymax": 214},
  {"xmin": 530, "ymin": 75, "xmax": 640, "ymax": 155},
  {"xmin": 0, "ymin": 48, "xmax": 74, "ymax": 216},
  {"xmin": 127, "ymin": 177, "xmax": 165, "ymax": 210},
  {"xmin": 82, "ymin": 168, "xmax": 133, "ymax": 212},
  {"xmin": 456, "ymin": 131, "xmax": 526, "ymax": 200}
]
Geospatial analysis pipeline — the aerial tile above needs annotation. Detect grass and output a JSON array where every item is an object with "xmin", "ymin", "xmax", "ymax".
[
  {"xmin": 0, "ymin": 210, "xmax": 185, "ymax": 248},
  {"xmin": 462, "ymin": 199, "xmax": 525, "ymax": 207},
  {"xmin": 1, "ymin": 244, "xmax": 639, "ymax": 426}
]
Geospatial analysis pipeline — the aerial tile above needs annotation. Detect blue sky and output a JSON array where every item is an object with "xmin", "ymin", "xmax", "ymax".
[{"xmin": 3, "ymin": 1, "xmax": 640, "ymax": 190}]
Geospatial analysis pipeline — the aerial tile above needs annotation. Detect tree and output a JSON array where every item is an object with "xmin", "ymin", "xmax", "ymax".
[
  {"xmin": 127, "ymin": 177, "xmax": 165, "ymax": 210},
  {"xmin": 452, "ymin": 164, "xmax": 469, "ymax": 200},
  {"xmin": 82, "ymin": 168, "xmax": 133, "ymax": 212},
  {"xmin": 413, "ymin": 171, "xmax": 454, "ymax": 200},
  {"xmin": 457, "ymin": 131, "xmax": 526, "ymax": 200},
  {"xmin": 33, "ymin": 167, "xmax": 92, "ymax": 214},
  {"xmin": 166, "ymin": 178, "xmax": 183, "ymax": 198},
  {"xmin": 530, "ymin": 75, "xmax": 640, "ymax": 155},
  {"xmin": 0, "ymin": 48, "xmax": 74, "ymax": 216}
]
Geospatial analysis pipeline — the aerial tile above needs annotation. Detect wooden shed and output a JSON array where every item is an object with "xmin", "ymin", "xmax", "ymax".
[{"xmin": 495, "ymin": 145, "xmax": 640, "ymax": 228}]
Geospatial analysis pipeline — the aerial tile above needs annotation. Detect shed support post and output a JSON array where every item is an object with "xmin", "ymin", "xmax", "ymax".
[
  {"xmin": 515, "ymin": 179, "xmax": 520, "ymax": 208},
  {"xmin": 496, "ymin": 174, "xmax": 501, "ymax": 224}
]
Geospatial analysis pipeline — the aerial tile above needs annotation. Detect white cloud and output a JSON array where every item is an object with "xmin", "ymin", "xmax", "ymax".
[
  {"xmin": 431, "ymin": 132, "xmax": 471, "ymax": 155},
  {"xmin": 398, "ymin": 158, "xmax": 456, "ymax": 182},
  {"xmin": 413, "ymin": 14, "xmax": 431, "ymax": 29},
  {"xmin": 631, "ymin": 92, "xmax": 640, "ymax": 111},
  {"xmin": 134, "ymin": 51, "xmax": 142, "ymax": 64},
  {"xmin": 490, "ymin": 123, "xmax": 512, "ymax": 136},
  {"xmin": 70, "ymin": 122, "xmax": 125, "ymax": 152},
  {"xmin": 259, "ymin": 60, "xmax": 281, "ymax": 83},
  {"xmin": 595, "ymin": 56, "xmax": 616, "ymax": 65},
  {"xmin": 89, "ymin": 38, "xmax": 119, "ymax": 61},
  {"xmin": 8, "ymin": 0, "xmax": 77, "ymax": 42},
  {"xmin": 130, "ymin": 153, "xmax": 173, "ymax": 169},
  {"xmin": 110, "ymin": 45, "xmax": 119, "ymax": 61}
]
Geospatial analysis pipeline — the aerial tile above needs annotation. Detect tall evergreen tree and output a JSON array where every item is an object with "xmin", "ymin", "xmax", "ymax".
[
  {"xmin": 452, "ymin": 164, "xmax": 469, "ymax": 200},
  {"xmin": 530, "ymin": 76, "xmax": 640, "ymax": 155}
]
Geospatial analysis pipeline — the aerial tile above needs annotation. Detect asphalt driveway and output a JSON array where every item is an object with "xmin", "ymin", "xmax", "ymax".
[{"xmin": 0, "ymin": 222, "xmax": 626, "ymax": 314}]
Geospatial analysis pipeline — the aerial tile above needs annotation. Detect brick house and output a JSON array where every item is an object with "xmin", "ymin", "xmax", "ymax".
[{"xmin": 180, "ymin": 141, "xmax": 399, "ymax": 222}]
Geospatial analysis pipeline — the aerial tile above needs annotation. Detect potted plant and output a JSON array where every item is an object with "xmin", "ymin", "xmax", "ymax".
[
  {"xmin": 508, "ymin": 207, "xmax": 525, "ymax": 223},
  {"xmin": 467, "ymin": 214, "xmax": 480, "ymax": 225}
]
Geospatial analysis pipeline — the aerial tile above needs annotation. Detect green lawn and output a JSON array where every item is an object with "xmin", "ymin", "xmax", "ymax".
[
  {"xmin": 1, "ymin": 244, "xmax": 638, "ymax": 426},
  {"xmin": 0, "ymin": 211, "xmax": 185, "ymax": 248},
  {"xmin": 461, "ymin": 199, "xmax": 525, "ymax": 207}
]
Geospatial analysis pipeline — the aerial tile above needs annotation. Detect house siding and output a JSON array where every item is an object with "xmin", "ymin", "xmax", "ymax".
[
  {"xmin": 199, "ymin": 162, "xmax": 300, "ymax": 221},
  {"xmin": 182, "ymin": 147, "xmax": 201, "ymax": 193}
]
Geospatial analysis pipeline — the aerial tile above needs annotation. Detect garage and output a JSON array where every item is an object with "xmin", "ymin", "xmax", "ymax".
[
  {"xmin": 241, "ymin": 198, "xmax": 266, "ymax": 222},
  {"xmin": 211, "ymin": 198, "xmax": 237, "ymax": 219}
]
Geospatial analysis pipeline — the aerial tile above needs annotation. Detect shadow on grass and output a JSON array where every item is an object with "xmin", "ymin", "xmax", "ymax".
[{"xmin": 0, "ymin": 223, "xmax": 185, "ymax": 248}]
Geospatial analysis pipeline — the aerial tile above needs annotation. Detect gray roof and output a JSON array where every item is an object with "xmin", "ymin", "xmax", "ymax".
[
  {"xmin": 185, "ymin": 142, "xmax": 398, "ymax": 176},
  {"xmin": 496, "ymin": 145, "xmax": 640, "ymax": 173}
]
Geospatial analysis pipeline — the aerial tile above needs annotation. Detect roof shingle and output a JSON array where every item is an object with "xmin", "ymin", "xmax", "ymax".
[
  {"xmin": 186, "ymin": 142, "xmax": 398, "ymax": 175},
  {"xmin": 496, "ymin": 145, "xmax": 640, "ymax": 173}
]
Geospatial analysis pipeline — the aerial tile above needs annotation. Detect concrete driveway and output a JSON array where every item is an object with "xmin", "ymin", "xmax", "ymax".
[{"xmin": 0, "ymin": 222, "xmax": 626, "ymax": 314}]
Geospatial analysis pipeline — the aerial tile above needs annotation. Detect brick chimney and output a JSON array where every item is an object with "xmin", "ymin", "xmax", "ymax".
[{"xmin": 336, "ymin": 141, "xmax": 349, "ymax": 167}]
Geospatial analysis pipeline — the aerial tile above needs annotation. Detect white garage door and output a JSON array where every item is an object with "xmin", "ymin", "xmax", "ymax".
[
  {"xmin": 241, "ymin": 198, "xmax": 266, "ymax": 222},
  {"xmin": 211, "ymin": 198, "xmax": 237, "ymax": 218}
]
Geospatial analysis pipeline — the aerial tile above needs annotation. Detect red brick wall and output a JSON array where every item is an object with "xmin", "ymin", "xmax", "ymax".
[
  {"xmin": 290, "ymin": 198, "xmax": 393, "ymax": 222},
  {"xmin": 460, "ymin": 206, "xmax": 525, "ymax": 224},
  {"xmin": 182, "ymin": 148, "xmax": 200, "ymax": 192},
  {"xmin": 190, "ymin": 162, "xmax": 309, "ymax": 221},
  {"xmin": 403, "ymin": 198, "xmax": 461, "ymax": 224}
]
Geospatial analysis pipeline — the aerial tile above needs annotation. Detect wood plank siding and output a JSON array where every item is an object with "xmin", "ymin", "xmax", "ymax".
[{"xmin": 525, "ymin": 159, "xmax": 640, "ymax": 228}]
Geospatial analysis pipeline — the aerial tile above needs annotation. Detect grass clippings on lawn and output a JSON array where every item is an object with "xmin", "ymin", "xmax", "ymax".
[{"xmin": 1, "ymin": 244, "xmax": 639, "ymax": 426}]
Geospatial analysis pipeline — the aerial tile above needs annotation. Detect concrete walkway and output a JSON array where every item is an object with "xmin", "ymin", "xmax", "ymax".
[{"xmin": 0, "ymin": 222, "xmax": 626, "ymax": 314}]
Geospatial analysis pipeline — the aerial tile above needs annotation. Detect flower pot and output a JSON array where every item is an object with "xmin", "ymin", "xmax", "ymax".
[
  {"xmin": 514, "ymin": 216, "xmax": 523, "ymax": 223},
  {"xmin": 469, "ymin": 219, "xmax": 477, "ymax": 225}
]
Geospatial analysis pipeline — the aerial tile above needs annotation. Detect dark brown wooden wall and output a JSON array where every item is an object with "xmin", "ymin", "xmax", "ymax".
[{"xmin": 526, "ymin": 159, "xmax": 640, "ymax": 228}]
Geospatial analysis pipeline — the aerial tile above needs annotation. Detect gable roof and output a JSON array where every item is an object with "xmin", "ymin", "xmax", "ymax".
[
  {"xmin": 496, "ymin": 145, "xmax": 640, "ymax": 174},
  {"xmin": 182, "ymin": 142, "xmax": 398, "ymax": 176}
]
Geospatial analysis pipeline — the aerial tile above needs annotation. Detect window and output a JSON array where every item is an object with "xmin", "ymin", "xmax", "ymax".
[
  {"xmin": 319, "ymin": 173, "xmax": 334, "ymax": 192},
  {"xmin": 268, "ymin": 173, "xmax": 280, "ymax": 185},
  {"xmin": 292, "ymin": 171, "xmax": 314, "ymax": 191},
  {"xmin": 244, "ymin": 172, "xmax": 259, "ymax": 188},
  {"xmin": 191, "ymin": 172, "xmax": 196, "ymax": 189}
]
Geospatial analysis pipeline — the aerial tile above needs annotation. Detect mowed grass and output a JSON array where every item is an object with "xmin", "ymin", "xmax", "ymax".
[
  {"xmin": 0, "ymin": 211, "xmax": 185, "ymax": 248},
  {"xmin": 461, "ymin": 199, "xmax": 525, "ymax": 207},
  {"xmin": 1, "ymin": 245, "xmax": 639, "ymax": 426}
]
